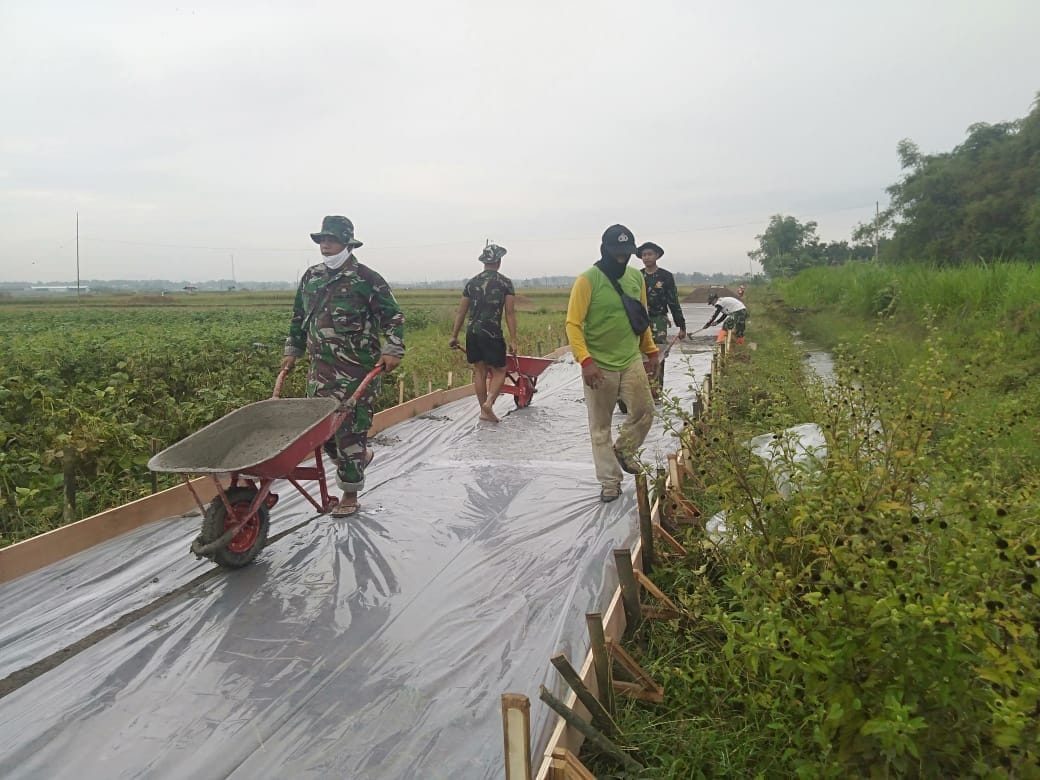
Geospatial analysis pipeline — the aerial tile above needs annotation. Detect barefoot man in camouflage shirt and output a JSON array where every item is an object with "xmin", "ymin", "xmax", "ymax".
[
  {"xmin": 281, "ymin": 216, "xmax": 405, "ymax": 516},
  {"xmin": 449, "ymin": 242, "xmax": 518, "ymax": 423}
]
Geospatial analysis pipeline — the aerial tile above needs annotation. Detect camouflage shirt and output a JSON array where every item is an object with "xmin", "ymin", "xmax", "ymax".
[
  {"xmin": 641, "ymin": 267, "xmax": 685, "ymax": 328},
  {"xmin": 284, "ymin": 258, "xmax": 405, "ymax": 371},
  {"xmin": 463, "ymin": 270, "xmax": 515, "ymax": 339}
]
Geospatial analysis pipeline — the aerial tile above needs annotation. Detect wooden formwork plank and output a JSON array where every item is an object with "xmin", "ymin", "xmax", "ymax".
[{"xmin": 0, "ymin": 382, "xmax": 480, "ymax": 584}]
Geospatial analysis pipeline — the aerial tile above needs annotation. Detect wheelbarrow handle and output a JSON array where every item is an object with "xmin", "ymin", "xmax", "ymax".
[
  {"xmin": 337, "ymin": 365, "xmax": 385, "ymax": 412},
  {"xmin": 660, "ymin": 333, "xmax": 683, "ymax": 360},
  {"xmin": 272, "ymin": 367, "xmax": 290, "ymax": 399}
]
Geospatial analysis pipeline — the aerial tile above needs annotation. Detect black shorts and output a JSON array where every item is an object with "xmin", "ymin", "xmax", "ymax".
[{"xmin": 466, "ymin": 332, "xmax": 507, "ymax": 368}]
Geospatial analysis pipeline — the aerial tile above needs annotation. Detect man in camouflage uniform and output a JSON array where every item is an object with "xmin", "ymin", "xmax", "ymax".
[
  {"xmin": 704, "ymin": 290, "xmax": 748, "ymax": 345},
  {"xmin": 638, "ymin": 242, "xmax": 686, "ymax": 399},
  {"xmin": 281, "ymin": 216, "xmax": 405, "ymax": 516},
  {"xmin": 449, "ymin": 242, "xmax": 518, "ymax": 422}
]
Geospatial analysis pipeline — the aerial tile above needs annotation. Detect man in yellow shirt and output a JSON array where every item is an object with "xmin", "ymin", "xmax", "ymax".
[{"xmin": 566, "ymin": 225, "xmax": 660, "ymax": 502}]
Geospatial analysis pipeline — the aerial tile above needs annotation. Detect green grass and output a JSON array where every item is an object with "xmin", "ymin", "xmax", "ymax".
[{"xmin": 586, "ymin": 267, "xmax": 1040, "ymax": 777}]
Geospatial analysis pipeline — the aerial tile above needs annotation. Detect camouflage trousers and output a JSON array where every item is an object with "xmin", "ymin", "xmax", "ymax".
[
  {"xmin": 648, "ymin": 314, "xmax": 669, "ymax": 396},
  {"xmin": 723, "ymin": 309, "xmax": 748, "ymax": 338},
  {"xmin": 308, "ymin": 360, "xmax": 381, "ymax": 492}
]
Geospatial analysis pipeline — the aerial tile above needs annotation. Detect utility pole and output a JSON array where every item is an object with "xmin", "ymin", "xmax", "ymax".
[
  {"xmin": 231, "ymin": 254, "xmax": 236, "ymax": 289},
  {"xmin": 874, "ymin": 201, "xmax": 880, "ymax": 262},
  {"xmin": 76, "ymin": 211, "xmax": 81, "ymax": 302}
]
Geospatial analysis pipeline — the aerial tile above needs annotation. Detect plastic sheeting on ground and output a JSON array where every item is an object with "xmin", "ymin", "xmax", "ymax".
[{"xmin": 0, "ymin": 305, "xmax": 716, "ymax": 779}]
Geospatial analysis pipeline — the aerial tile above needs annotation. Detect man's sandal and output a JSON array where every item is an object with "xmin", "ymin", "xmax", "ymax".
[{"xmin": 330, "ymin": 494, "xmax": 359, "ymax": 517}]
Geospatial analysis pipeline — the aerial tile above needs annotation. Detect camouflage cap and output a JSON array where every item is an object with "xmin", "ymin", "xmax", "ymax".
[
  {"xmin": 479, "ymin": 243, "xmax": 507, "ymax": 264},
  {"xmin": 310, "ymin": 215, "xmax": 364, "ymax": 248}
]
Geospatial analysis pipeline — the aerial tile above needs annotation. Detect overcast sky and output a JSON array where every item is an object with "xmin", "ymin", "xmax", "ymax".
[{"xmin": 2, "ymin": 0, "xmax": 1038, "ymax": 284}]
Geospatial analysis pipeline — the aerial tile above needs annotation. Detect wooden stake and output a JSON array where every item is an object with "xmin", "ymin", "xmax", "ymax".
[
  {"xmin": 635, "ymin": 570, "xmax": 681, "ymax": 619},
  {"xmin": 447, "ymin": 370, "xmax": 453, "ymax": 388},
  {"xmin": 427, "ymin": 379, "xmax": 433, "ymax": 395},
  {"xmin": 550, "ymin": 654, "xmax": 618, "ymax": 737},
  {"xmin": 586, "ymin": 613, "xmax": 613, "ymax": 717},
  {"xmin": 549, "ymin": 748, "xmax": 596, "ymax": 780},
  {"xmin": 613, "ymin": 549, "xmax": 642, "ymax": 638},
  {"xmin": 149, "ymin": 438, "xmax": 159, "ymax": 494},
  {"xmin": 606, "ymin": 640, "xmax": 665, "ymax": 703},
  {"xmin": 635, "ymin": 472, "xmax": 653, "ymax": 575},
  {"xmin": 665, "ymin": 488, "xmax": 702, "ymax": 526},
  {"xmin": 538, "ymin": 686, "xmax": 643, "ymax": 772},
  {"xmin": 667, "ymin": 452, "xmax": 682, "ymax": 491},
  {"xmin": 62, "ymin": 447, "xmax": 77, "ymax": 523},
  {"xmin": 501, "ymin": 693, "xmax": 532, "ymax": 780},
  {"xmin": 398, "ymin": 379, "xmax": 405, "ymax": 405},
  {"xmin": 653, "ymin": 523, "xmax": 687, "ymax": 556}
]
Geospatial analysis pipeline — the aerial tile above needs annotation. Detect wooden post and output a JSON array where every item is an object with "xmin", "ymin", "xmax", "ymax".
[
  {"xmin": 447, "ymin": 370, "xmax": 453, "ymax": 388},
  {"xmin": 538, "ymin": 686, "xmax": 643, "ymax": 772},
  {"xmin": 537, "ymin": 341, "xmax": 543, "ymax": 356},
  {"xmin": 398, "ymin": 379, "xmax": 405, "ymax": 405},
  {"xmin": 550, "ymin": 654, "xmax": 618, "ymax": 736},
  {"xmin": 635, "ymin": 473, "xmax": 653, "ymax": 574},
  {"xmin": 667, "ymin": 453, "xmax": 682, "ymax": 491},
  {"xmin": 62, "ymin": 447, "xmax": 77, "ymax": 523},
  {"xmin": 427, "ymin": 379, "xmax": 433, "ymax": 395},
  {"xmin": 691, "ymin": 395, "xmax": 703, "ymax": 419},
  {"xmin": 613, "ymin": 549, "xmax": 642, "ymax": 638},
  {"xmin": 149, "ymin": 438, "xmax": 159, "ymax": 494},
  {"xmin": 586, "ymin": 613, "xmax": 613, "ymax": 716},
  {"xmin": 501, "ymin": 693, "xmax": 532, "ymax": 780}
]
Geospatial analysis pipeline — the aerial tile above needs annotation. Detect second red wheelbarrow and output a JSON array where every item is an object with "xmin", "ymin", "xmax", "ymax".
[{"xmin": 500, "ymin": 354, "xmax": 556, "ymax": 408}]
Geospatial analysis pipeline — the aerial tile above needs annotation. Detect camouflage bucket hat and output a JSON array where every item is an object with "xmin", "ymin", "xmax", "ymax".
[
  {"xmin": 479, "ymin": 243, "xmax": 507, "ymax": 263},
  {"xmin": 310, "ymin": 215, "xmax": 364, "ymax": 248}
]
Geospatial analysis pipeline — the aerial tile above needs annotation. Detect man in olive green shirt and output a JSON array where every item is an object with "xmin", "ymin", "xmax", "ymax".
[{"xmin": 566, "ymin": 224, "xmax": 659, "ymax": 503}]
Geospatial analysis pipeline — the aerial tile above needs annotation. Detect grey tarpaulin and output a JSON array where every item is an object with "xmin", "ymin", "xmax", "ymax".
[{"xmin": 0, "ymin": 305, "xmax": 715, "ymax": 779}]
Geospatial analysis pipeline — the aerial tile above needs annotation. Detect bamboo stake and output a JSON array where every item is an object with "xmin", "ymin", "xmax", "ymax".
[
  {"xmin": 538, "ymin": 686, "xmax": 643, "ymax": 772},
  {"xmin": 635, "ymin": 473, "xmax": 654, "ymax": 574},
  {"xmin": 586, "ymin": 613, "xmax": 613, "ymax": 717},
  {"xmin": 613, "ymin": 549, "xmax": 642, "ymax": 638},
  {"xmin": 549, "ymin": 654, "xmax": 618, "ymax": 737},
  {"xmin": 501, "ymin": 693, "xmax": 532, "ymax": 780}
]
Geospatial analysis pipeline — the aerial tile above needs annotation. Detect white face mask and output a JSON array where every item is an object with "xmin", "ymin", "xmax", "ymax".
[{"xmin": 322, "ymin": 246, "xmax": 352, "ymax": 270}]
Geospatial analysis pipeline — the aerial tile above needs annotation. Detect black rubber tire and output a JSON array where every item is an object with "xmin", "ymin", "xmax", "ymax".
[{"xmin": 199, "ymin": 486, "xmax": 270, "ymax": 569}]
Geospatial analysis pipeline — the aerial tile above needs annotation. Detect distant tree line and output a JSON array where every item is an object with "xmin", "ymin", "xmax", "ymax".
[{"xmin": 752, "ymin": 92, "xmax": 1040, "ymax": 276}]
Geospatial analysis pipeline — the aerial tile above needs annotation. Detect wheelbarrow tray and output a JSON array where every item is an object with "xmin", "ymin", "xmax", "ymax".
[
  {"xmin": 506, "ymin": 354, "xmax": 555, "ymax": 377},
  {"xmin": 148, "ymin": 397, "xmax": 341, "ymax": 479}
]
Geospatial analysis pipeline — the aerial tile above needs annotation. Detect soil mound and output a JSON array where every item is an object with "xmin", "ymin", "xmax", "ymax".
[{"xmin": 682, "ymin": 285, "xmax": 737, "ymax": 303}]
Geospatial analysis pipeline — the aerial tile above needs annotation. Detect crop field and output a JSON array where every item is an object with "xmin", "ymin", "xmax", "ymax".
[{"xmin": 0, "ymin": 288, "xmax": 574, "ymax": 546}]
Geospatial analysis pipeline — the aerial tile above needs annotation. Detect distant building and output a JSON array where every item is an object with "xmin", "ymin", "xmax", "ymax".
[
  {"xmin": 182, "ymin": 285, "xmax": 198, "ymax": 293},
  {"xmin": 28, "ymin": 285, "xmax": 90, "ymax": 294}
]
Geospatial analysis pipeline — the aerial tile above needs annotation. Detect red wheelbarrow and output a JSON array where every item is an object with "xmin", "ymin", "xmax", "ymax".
[
  {"xmin": 501, "ymin": 354, "xmax": 556, "ymax": 408},
  {"xmin": 147, "ymin": 367, "xmax": 382, "ymax": 569}
]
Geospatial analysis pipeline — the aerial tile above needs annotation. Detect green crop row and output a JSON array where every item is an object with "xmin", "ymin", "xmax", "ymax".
[{"xmin": 0, "ymin": 293, "xmax": 568, "ymax": 547}]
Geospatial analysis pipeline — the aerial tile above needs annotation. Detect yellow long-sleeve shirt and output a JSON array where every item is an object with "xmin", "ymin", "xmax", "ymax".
[{"xmin": 566, "ymin": 266, "xmax": 658, "ymax": 371}]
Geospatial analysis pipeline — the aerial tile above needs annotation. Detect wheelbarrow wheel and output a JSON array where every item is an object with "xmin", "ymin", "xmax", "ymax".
[
  {"xmin": 199, "ymin": 486, "xmax": 270, "ymax": 569},
  {"xmin": 513, "ymin": 375, "xmax": 535, "ymax": 408}
]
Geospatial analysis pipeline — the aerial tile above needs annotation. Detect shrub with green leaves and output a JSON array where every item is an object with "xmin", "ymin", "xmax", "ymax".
[{"xmin": 592, "ymin": 310, "xmax": 1040, "ymax": 777}]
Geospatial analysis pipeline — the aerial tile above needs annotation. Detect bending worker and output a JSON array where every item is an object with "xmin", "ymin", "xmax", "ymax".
[{"xmin": 704, "ymin": 290, "xmax": 748, "ymax": 345}]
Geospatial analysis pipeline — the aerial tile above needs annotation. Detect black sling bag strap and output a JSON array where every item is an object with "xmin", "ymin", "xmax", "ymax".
[{"xmin": 598, "ymin": 268, "xmax": 651, "ymax": 336}]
